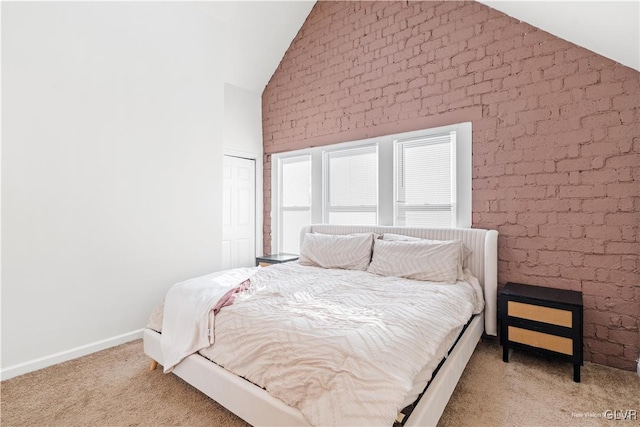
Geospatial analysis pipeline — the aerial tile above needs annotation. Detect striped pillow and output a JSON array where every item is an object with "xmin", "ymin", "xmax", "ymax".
[
  {"xmin": 382, "ymin": 233, "xmax": 471, "ymax": 280},
  {"xmin": 299, "ymin": 232, "xmax": 375, "ymax": 270},
  {"xmin": 367, "ymin": 239, "xmax": 461, "ymax": 283}
]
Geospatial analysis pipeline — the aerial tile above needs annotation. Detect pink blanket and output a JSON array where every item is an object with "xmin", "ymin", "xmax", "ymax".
[
  {"xmin": 213, "ymin": 279, "xmax": 250, "ymax": 315},
  {"xmin": 161, "ymin": 267, "xmax": 258, "ymax": 372}
]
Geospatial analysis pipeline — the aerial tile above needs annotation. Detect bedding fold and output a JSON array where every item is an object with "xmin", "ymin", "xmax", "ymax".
[{"xmin": 160, "ymin": 267, "xmax": 258, "ymax": 373}]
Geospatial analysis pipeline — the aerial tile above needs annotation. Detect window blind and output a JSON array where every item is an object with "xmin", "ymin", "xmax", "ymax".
[
  {"xmin": 279, "ymin": 155, "xmax": 311, "ymax": 253},
  {"xmin": 324, "ymin": 145, "xmax": 377, "ymax": 225},
  {"xmin": 395, "ymin": 132, "xmax": 456, "ymax": 227}
]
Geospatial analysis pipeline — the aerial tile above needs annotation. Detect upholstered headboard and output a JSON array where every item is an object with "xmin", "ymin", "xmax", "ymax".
[{"xmin": 299, "ymin": 225, "xmax": 499, "ymax": 336}]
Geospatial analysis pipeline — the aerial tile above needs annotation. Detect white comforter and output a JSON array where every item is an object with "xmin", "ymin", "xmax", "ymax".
[{"xmin": 199, "ymin": 262, "xmax": 484, "ymax": 426}]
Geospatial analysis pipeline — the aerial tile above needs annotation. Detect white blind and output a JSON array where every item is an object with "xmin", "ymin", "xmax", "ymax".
[
  {"xmin": 325, "ymin": 145, "xmax": 377, "ymax": 224},
  {"xmin": 396, "ymin": 132, "xmax": 456, "ymax": 227},
  {"xmin": 281, "ymin": 155, "xmax": 311, "ymax": 207},
  {"xmin": 279, "ymin": 155, "xmax": 311, "ymax": 253}
]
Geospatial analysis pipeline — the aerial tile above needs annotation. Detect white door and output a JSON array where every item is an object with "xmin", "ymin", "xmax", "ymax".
[{"xmin": 222, "ymin": 156, "xmax": 256, "ymax": 269}]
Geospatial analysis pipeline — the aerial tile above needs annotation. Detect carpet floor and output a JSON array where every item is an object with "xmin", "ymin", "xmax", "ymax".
[{"xmin": 1, "ymin": 339, "xmax": 638, "ymax": 426}]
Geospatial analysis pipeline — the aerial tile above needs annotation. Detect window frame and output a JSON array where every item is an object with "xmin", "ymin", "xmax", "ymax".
[
  {"xmin": 273, "ymin": 153, "xmax": 312, "ymax": 254},
  {"xmin": 270, "ymin": 122, "xmax": 472, "ymax": 254},
  {"xmin": 394, "ymin": 131, "xmax": 458, "ymax": 228}
]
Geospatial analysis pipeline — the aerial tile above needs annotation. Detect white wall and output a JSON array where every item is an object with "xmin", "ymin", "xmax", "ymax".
[
  {"xmin": 224, "ymin": 84, "xmax": 264, "ymax": 155},
  {"xmin": 1, "ymin": 2, "xmax": 225, "ymax": 374},
  {"xmin": 223, "ymin": 83, "xmax": 264, "ymax": 256}
]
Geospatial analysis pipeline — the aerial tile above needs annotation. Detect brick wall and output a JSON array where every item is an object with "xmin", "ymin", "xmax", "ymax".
[{"xmin": 262, "ymin": 1, "xmax": 639, "ymax": 370}]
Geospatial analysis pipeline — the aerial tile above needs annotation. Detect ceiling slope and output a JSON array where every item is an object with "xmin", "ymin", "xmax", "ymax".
[
  {"xmin": 196, "ymin": 1, "xmax": 638, "ymax": 93},
  {"xmin": 479, "ymin": 1, "xmax": 639, "ymax": 71},
  {"xmin": 195, "ymin": 1, "xmax": 315, "ymax": 93}
]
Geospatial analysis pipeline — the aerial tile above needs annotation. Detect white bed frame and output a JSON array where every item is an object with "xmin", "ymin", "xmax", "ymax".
[{"xmin": 144, "ymin": 225, "xmax": 498, "ymax": 427}]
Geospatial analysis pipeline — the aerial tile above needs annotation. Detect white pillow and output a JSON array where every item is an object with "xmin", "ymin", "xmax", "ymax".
[
  {"xmin": 381, "ymin": 233, "xmax": 422, "ymax": 241},
  {"xmin": 298, "ymin": 233, "xmax": 374, "ymax": 270},
  {"xmin": 382, "ymin": 233, "xmax": 471, "ymax": 279},
  {"xmin": 367, "ymin": 239, "xmax": 461, "ymax": 283}
]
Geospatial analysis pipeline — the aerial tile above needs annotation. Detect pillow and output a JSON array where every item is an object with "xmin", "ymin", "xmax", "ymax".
[
  {"xmin": 367, "ymin": 239, "xmax": 461, "ymax": 284},
  {"xmin": 381, "ymin": 233, "xmax": 422, "ymax": 242},
  {"xmin": 382, "ymin": 233, "xmax": 472, "ymax": 279},
  {"xmin": 382, "ymin": 233, "xmax": 472, "ymax": 260},
  {"xmin": 298, "ymin": 232, "xmax": 374, "ymax": 270}
]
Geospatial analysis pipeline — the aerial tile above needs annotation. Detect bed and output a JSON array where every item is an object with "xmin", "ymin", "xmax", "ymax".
[{"xmin": 144, "ymin": 225, "xmax": 498, "ymax": 426}]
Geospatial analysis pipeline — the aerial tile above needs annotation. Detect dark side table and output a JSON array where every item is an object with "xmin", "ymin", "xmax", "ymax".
[
  {"xmin": 500, "ymin": 282, "xmax": 583, "ymax": 382},
  {"xmin": 256, "ymin": 253, "xmax": 299, "ymax": 267}
]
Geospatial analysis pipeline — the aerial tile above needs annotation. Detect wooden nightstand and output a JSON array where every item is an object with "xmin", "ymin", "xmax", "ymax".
[
  {"xmin": 500, "ymin": 282, "xmax": 583, "ymax": 382},
  {"xmin": 255, "ymin": 253, "xmax": 299, "ymax": 267}
]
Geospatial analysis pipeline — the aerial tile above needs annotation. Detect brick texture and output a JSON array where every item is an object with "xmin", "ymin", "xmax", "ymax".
[{"xmin": 262, "ymin": 1, "xmax": 639, "ymax": 370}]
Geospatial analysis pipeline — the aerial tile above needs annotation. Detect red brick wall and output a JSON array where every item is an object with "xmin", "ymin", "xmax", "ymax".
[{"xmin": 262, "ymin": 1, "xmax": 639, "ymax": 370}]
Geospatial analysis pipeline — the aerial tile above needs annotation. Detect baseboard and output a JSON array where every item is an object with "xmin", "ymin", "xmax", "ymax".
[{"xmin": 1, "ymin": 329, "xmax": 144, "ymax": 381}]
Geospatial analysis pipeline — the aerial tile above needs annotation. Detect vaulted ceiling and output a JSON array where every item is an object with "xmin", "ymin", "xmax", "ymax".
[
  {"xmin": 194, "ymin": 0, "xmax": 315, "ymax": 92},
  {"xmin": 196, "ymin": 1, "xmax": 639, "ymax": 93},
  {"xmin": 479, "ymin": 1, "xmax": 639, "ymax": 72}
]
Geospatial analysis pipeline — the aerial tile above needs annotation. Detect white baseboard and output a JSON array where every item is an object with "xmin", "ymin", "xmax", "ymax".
[{"xmin": 1, "ymin": 329, "xmax": 144, "ymax": 381}]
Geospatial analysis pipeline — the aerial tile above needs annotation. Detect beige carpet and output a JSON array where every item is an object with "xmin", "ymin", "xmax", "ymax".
[{"xmin": 1, "ymin": 339, "xmax": 638, "ymax": 426}]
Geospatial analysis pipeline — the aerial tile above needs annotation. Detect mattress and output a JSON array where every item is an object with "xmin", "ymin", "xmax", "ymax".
[
  {"xmin": 198, "ymin": 321, "xmax": 465, "ymax": 410},
  {"xmin": 183, "ymin": 262, "xmax": 483, "ymax": 426},
  {"xmin": 148, "ymin": 311, "xmax": 468, "ymax": 420}
]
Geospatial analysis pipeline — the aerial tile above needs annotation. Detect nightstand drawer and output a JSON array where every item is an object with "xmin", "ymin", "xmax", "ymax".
[
  {"xmin": 508, "ymin": 326, "xmax": 573, "ymax": 355},
  {"xmin": 507, "ymin": 301, "xmax": 573, "ymax": 327}
]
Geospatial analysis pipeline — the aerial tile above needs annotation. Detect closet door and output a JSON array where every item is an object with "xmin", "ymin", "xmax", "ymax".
[{"xmin": 222, "ymin": 155, "xmax": 255, "ymax": 269}]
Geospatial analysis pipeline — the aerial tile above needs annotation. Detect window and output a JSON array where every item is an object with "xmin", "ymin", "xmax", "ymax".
[
  {"xmin": 271, "ymin": 122, "xmax": 471, "ymax": 254},
  {"xmin": 395, "ymin": 133, "xmax": 456, "ymax": 227},
  {"xmin": 277, "ymin": 155, "xmax": 311, "ymax": 254},
  {"xmin": 324, "ymin": 145, "xmax": 378, "ymax": 225}
]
